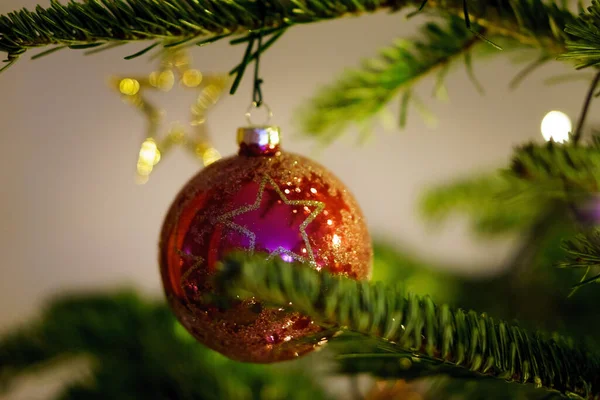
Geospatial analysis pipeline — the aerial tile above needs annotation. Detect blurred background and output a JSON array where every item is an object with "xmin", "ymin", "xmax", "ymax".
[{"xmin": 0, "ymin": 0, "xmax": 593, "ymax": 399}]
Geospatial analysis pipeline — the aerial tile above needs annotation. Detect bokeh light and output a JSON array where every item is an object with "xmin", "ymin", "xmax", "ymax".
[{"xmin": 541, "ymin": 110, "xmax": 572, "ymax": 143}]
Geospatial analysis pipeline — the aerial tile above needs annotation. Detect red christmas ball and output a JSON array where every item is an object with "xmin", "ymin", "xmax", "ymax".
[{"xmin": 159, "ymin": 126, "xmax": 372, "ymax": 363}]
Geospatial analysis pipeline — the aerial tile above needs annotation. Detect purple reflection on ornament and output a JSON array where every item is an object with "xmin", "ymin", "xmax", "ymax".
[
  {"xmin": 215, "ymin": 179, "xmax": 320, "ymax": 265},
  {"xmin": 280, "ymin": 254, "xmax": 294, "ymax": 263}
]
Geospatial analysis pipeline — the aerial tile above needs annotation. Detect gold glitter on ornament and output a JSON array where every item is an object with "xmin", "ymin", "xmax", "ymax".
[{"xmin": 110, "ymin": 50, "xmax": 229, "ymax": 184}]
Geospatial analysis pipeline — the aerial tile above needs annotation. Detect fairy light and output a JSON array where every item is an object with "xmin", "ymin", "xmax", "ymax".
[
  {"xmin": 199, "ymin": 147, "xmax": 222, "ymax": 166},
  {"xmin": 541, "ymin": 110, "xmax": 572, "ymax": 143},
  {"xmin": 111, "ymin": 50, "xmax": 227, "ymax": 184},
  {"xmin": 119, "ymin": 78, "xmax": 140, "ymax": 96},
  {"xmin": 149, "ymin": 70, "xmax": 175, "ymax": 91},
  {"xmin": 182, "ymin": 69, "xmax": 203, "ymax": 88},
  {"xmin": 136, "ymin": 138, "xmax": 161, "ymax": 178}
]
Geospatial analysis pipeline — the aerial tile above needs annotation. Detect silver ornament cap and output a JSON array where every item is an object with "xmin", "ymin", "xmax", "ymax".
[{"xmin": 237, "ymin": 125, "xmax": 281, "ymax": 157}]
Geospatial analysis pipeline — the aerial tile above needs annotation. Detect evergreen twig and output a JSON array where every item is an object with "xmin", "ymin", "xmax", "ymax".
[
  {"xmin": 0, "ymin": 0, "xmax": 582, "ymax": 135},
  {"xmin": 0, "ymin": 1, "xmax": 577, "ymax": 71},
  {"xmin": 510, "ymin": 136, "xmax": 600, "ymax": 195},
  {"xmin": 217, "ymin": 254, "xmax": 600, "ymax": 399},
  {"xmin": 420, "ymin": 173, "xmax": 543, "ymax": 236},
  {"xmin": 573, "ymin": 71, "xmax": 600, "ymax": 144},
  {"xmin": 296, "ymin": 0, "xmax": 578, "ymax": 140},
  {"xmin": 559, "ymin": 229, "xmax": 600, "ymax": 290},
  {"xmin": 562, "ymin": 1, "xmax": 600, "ymax": 69},
  {"xmin": 297, "ymin": 17, "xmax": 480, "ymax": 142}
]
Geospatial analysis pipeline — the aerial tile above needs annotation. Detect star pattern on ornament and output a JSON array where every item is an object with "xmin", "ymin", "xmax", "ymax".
[{"xmin": 214, "ymin": 174, "xmax": 325, "ymax": 265}]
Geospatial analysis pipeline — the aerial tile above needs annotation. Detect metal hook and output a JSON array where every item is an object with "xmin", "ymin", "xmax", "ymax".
[{"xmin": 245, "ymin": 101, "xmax": 272, "ymax": 126}]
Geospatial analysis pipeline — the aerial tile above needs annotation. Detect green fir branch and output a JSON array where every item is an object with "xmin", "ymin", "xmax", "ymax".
[
  {"xmin": 0, "ymin": 0, "xmax": 399, "ymax": 67},
  {"xmin": 296, "ymin": 17, "xmax": 480, "ymax": 142},
  {"xmin": 0, "ymin": 1, "xmax": 577, "ymax": 70},
  {"xmin": 217, "ymin": 254, "xmax": 600, "ymax": 399},
  {"xmin": 562, "ymin": 1, "xmax": 600, "ymax": 69},
  {"xmin": 559, "ymin": 230, "xmax": 600, "ymax": 291},
  {"xmin": 0, "ymin": 0, "xmax": 585, "ymax": 135},
  {"xmin": 420, "ymin": 172, "xmax": 544, "ymax": 236},
  {"xmin": 0, "ymin": 1, "xmax": 577, "ymax": 60},
  {"xmin": 510, "ymin": 136, "xmax": 600, "ymax": 196},
  {"xmin": 297, "ymin": 0, "xmax": 580, "ymax": 141},
  {"xmin": 423, "ymin": 0, "xmax": 574, "ymax": 54}
]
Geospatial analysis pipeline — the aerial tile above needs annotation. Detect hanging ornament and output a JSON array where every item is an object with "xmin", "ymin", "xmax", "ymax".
[
  {"xmin": 111, "ymin": 50, "xmax": 228, "ymax": 184},
  {"xmin": 159, "ymin": 103, "xmax": 373, "ymax": 363}
]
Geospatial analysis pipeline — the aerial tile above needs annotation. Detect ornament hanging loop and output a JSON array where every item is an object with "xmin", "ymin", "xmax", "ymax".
[
  {"xmin": 245, "ymin": 22, "xmax": 273, "ymax": 126},
  {"xmin": 245, "ymin": 101, "xmax": 273, "ymax": 126},
  {"xmin": 252, "ymin": 2, "xmax": 266, "ymax": 108}
]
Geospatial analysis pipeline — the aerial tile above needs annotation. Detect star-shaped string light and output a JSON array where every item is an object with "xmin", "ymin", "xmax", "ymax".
[
  {"xmin": 111, "ymin": 50, "xmax": 229, "ymax": 184},
  {"xmin": 214, "ymin": 174, "xmax": 325, "ymax": 266}
]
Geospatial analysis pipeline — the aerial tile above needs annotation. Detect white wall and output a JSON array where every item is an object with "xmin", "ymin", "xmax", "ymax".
[{"xmin": 0, "ymin": 0, "xmax": 589, "ymax": 334}]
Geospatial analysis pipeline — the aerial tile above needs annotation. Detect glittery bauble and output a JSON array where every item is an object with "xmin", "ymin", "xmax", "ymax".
[{"xmin": 159, "ymin": 126, "xmax": 372, "ymax": 363}]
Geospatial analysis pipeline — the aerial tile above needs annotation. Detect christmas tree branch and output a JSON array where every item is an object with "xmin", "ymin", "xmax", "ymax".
[
  {"xmin": 0, "ymin": 1, "xmax": 577, "ymax": 70},
  {"xmin": 559, "ymin": 229, "xmax": 600, "ymax": 290},
  {"xmin": 562, "ymin": 1, "xmax": 600, "ymax": 69},
  {"xmin": 510, "ymin": 135, "xmax": 600, "ymax": 196},
  {"xmin": 0, "ymin": 1, "xmax": 584, "ymax": 135},
  {"xmin": 297, "ymin": 0, "xmax": 579, "ymax": 140},
  {"xmin": 297, "ymin": 17, "xmax": 481, "ymax": 142},
  {"xmin": 217, "ymin": 254, "xmax": 600, "ymax": 399},
  {"xmin": 420, "ymin": 172, "xmax": 544, "ymax": 236}
]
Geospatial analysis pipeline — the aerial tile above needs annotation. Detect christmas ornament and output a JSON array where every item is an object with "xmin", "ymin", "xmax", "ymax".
[
  {"xmin": 159, "ymin": 113, "xmax": 372, "ymax": 363},
  {"xmin": 111, "ymin": 50, "xmax": 228, "ymax": 184}
]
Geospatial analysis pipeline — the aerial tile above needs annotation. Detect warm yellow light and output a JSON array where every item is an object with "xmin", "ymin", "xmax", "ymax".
[
  {"xmin": 149, "ymin": 70, "xmax": 175, "ymax": 91},
  {"xmin": 139, "ymin": 138, "xmax": 161, "ymax": 166},
  {"xmin": 135, "ymin": 174, "xmax": 150, "ymax": 185},
  {"xmin": 190, "ymin": 103, "xmax": 207, "ymax": 120},
  {"xmin": 119, "ymin": 78, "xmax": 140, "ymax": 96},
  {"xmin": 136, "ymin": 161, "xmax": 153, "ymax": 178},
  {"xmin": 167, "ymin": 126, "xmax": 186, "ymax": 144},
  {"xmin": 202, "ymin": 148, "xmax": 221, "ymax": 166},
  {"xmin": 136, "ymin": 138, "xmax": 161, "ymax": 179},
  {"xmin": 203, "ymin": 84, "xmax": 221, "ymax": 102},
  {"xmin": 541, "ymin": 110, "xmax": 572, "ymax": 143},
  {"xmin": 182, "ymin": 69, "xmax": 203, "ymax": 87}
]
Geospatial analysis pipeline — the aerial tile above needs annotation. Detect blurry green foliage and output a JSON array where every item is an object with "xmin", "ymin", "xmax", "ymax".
[
  {"xmin": 559, "ymin": 229, "xmax": 600, "ymax": 291},
  {"xmin": 0, "ymin": 292, "xmax": 329, "ymax": 400},
  {"xmin": 510, "ymin": 137, "xmax": 600, "ymax": 196},
  {"xmin": 297, "ymin": 16, "xmax": 482, "ymax": 143},
  {"xmin": 1, "ymin": 234, "xmax": 599, "ymax": 400},
  {"xmin": 420, "ymin": 173, "xmax": 544, "ymax": 236}
]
